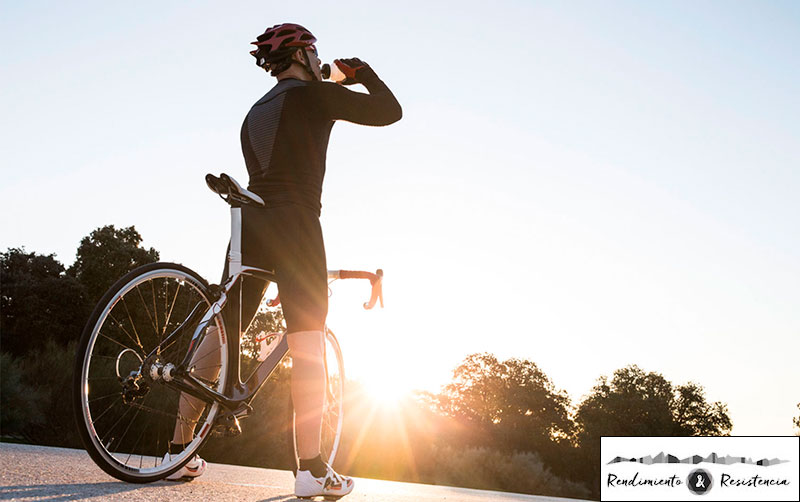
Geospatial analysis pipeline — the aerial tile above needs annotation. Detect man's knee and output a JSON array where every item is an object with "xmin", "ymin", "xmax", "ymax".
[{"xmin": 287, "ymin": 330, "xmax": 324, "ymax": 361}]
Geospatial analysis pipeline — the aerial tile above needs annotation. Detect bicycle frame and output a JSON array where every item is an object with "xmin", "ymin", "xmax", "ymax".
[
  {"xmin": 163, "ymin": 204, "xmax": 288, "ymax": 411},
  {"xmin": 156, "ymin": 186, "xmax": 381, "ymax": 413}
]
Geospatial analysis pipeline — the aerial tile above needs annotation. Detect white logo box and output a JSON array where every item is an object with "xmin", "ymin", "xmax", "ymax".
[{"xmin": 601, "ymin": 436, "xmax": 799, "ymax": 501}]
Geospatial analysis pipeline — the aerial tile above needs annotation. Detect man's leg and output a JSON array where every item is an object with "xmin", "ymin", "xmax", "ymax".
[
  {"xmin": 289, "ymin": 327, "xmax": 355, "ymax": 497},
  {"xmin": 287, "ymin": 329, "xmax": 326, "ymax": 459},
  {"xmin": 170, "ymin": 326, "xmax": 223, "ymax": 445}
]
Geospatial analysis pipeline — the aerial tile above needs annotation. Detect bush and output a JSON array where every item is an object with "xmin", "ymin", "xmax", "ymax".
[
  {"xmin": 419, "ymin": 445, "xmax": 591, "ymax": 499},
  {"xmin": 0, "ymin": 341, "xmax": 81, "ymax": 447},
  {"xmin": 26, "ymin": 340, "xmax": 81, "ymax": 448},
  {"xmin": 1, "ymin": 352, "xmax": 45, "ymax": 438}
]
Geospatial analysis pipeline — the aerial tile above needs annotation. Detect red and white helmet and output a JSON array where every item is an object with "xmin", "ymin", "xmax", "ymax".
[{"xmin": 250, "ymin": 23, "xmax": 317, "ymax": 69}]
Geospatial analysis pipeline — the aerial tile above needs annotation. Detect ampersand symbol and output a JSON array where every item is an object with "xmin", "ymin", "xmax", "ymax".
[{"xmin": 687, "ymin": 469, "xmax": 712, "ymax": 495}]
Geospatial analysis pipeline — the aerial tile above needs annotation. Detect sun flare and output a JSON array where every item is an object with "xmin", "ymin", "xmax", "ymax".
[{"xmin": 359, "ymin": 374, "xmax": 412, "ymax": 409}]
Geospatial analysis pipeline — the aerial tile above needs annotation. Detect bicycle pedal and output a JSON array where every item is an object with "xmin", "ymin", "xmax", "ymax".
[
  {"xmin": 212, "ymin": 411, "xmax": 242, "ymax": 437},
  {"xmin": 233, "ymin": 403, "xmax": 252, "ymax": 420}
]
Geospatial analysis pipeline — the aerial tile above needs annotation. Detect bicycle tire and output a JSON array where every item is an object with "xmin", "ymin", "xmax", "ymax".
[
  {"xmin": 72, "ymin": 262, "xmax": 229, "ymax": 483},
  {"xmin": 288, "ymin": 328, "xmax": 345, "ymax": 475}
]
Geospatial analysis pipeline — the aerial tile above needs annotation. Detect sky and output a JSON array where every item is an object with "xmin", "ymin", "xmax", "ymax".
[{"xmin": 1, "ymin": 1, "xmax": 798, "ymax": 436}]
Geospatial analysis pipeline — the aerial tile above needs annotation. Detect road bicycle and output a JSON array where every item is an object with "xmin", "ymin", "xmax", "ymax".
[{"xmin": 72, "ymin": 173, "xmax": 383, "ymax": 483}]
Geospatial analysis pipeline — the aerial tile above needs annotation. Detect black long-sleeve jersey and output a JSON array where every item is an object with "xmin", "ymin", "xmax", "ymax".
[{"xmin": 241, "ymin": 68, "xmax": 402, "ymax": 214}]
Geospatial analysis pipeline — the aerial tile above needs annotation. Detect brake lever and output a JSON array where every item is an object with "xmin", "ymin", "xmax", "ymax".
[{"xmin": 363, "ymin": 269, "xmax": 384, "ymax": 310}]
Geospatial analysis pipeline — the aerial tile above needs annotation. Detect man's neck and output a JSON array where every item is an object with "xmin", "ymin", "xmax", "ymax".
[{"xmin": 277, "ymin": 65, "xmax": 311, "ymax": 82}]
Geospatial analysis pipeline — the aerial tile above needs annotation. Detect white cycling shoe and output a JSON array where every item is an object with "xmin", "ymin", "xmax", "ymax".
[
  {"xmin": 162, "ymin": 453, "xmax": 207, "ymax": 481},
  {"xmin": 295, "ymin": 464, "xmax": 354, "ymax": 499}
]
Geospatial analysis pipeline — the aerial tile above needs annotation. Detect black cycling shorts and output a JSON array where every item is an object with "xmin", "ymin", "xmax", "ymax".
[{"xmin": 222, "ymin": 203, "xmax": 328, "ymax": 335}]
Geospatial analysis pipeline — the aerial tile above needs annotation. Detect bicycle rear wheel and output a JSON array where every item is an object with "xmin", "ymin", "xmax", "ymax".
[
  {"xmin": 72, "ymin": 262, "xmax": 228, "ymax": 483},
  {"xmin": 289, "ymin": 328, "xmax": 345, "ymax": 474}
]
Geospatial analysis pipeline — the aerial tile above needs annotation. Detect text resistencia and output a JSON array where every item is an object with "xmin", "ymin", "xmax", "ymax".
[{"xmin": 720, "ymin": 473, "xmax": 790, "ymax": 488}]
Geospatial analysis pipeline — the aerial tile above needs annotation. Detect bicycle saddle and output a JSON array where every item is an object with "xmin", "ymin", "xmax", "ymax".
[{"xmin": 206, "ymin": 173, "xmax": 265, "ymax": 207}]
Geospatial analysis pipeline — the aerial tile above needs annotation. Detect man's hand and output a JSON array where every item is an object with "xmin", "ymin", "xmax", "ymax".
[{"xmin": 334, "ymin": 58, "xmax": 370, "ymax": 85}]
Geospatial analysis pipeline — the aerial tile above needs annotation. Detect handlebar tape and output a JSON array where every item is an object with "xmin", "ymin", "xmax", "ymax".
[{"xmin": 339, "ymin": 270, "xmax": 382, "ymax": 284}]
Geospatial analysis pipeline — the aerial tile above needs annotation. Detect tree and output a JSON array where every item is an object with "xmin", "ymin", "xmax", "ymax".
[
  {"xmin": 575, "ymin": 365, "xmax": 732, "ymax": 440},
  {"xmin": 672, "ymin": 381, "xmax": 733, "ymax": 436},
  {"xmin": 1, "ymin": 248, "xmax": 89, "ymax": 356},
  {"xmin": 576, "ymin": 366, "xmax": 676, "ymax": 439},
  {"xmin": 68, "ymin": 225, "xmax": 159, "ymax": 304},
  {"xmin": 437, "ymin": 353, "xmax": 574, "ymax": 455},
  {"xmin": 574, "ymin": 365, "xmax": 732, "ymax": 496}
]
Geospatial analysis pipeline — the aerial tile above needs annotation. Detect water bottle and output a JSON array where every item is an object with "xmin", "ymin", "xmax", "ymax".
[{"xmin": 321, "ymin": 61, "xmax": 347, "ymax": 83}]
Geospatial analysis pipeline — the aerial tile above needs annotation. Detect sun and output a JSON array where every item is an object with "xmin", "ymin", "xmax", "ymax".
[{"xmin": 359, "ymin": 373, "xmax": 412, "ymax": 409}]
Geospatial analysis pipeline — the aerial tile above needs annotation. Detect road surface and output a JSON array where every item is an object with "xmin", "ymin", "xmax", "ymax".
[{"xmin": 0, "ymin": 443, "xmax": 591, "ymax": 502}]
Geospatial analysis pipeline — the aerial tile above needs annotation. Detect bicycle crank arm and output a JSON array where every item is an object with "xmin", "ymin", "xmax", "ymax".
[{"xmin": 165, "ymin": 372, "xmax": 241, "ymax": 411}]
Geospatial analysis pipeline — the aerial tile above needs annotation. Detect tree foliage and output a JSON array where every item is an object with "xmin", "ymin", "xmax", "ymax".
[
  {"xmin": 672, "ymin": 381, "xmax": 733, "ymax": 436},
  {"xmin": 575, "ymin": 365, "xmax": 731, "ymax": 440},
  {"xmin": 1, "ymin": 248, "xmax": 89, "ymax": 356},
  {"xmin": 433, "ymin": 353, "xmax": 581, "ymax": 484},
  {"xmin": 67, "ymin": 225, "xmax": 159, "ymax": 304},
  {"xmin": 573, "ymin": 365, "xmax": 732, "ymax": 496},
  {"xmin": 438, "ymin": 353, "xmax": 574, "ymax": 450}
]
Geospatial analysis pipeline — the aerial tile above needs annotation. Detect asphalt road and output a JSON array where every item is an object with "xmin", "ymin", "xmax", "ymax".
[{"xmin": 0, "ymin": 443, "xmax": 590, "ymax": 502}]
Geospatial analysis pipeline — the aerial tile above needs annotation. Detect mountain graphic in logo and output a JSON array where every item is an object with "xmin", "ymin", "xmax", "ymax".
[{"xmin": 608, "ymin": 452, "xmax": 789, "ymax": 467}]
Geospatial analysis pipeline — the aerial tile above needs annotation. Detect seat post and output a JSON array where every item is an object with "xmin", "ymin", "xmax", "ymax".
[{"xmin": 228, "ymin": 206, "xmax": 243, "ymax": 277}]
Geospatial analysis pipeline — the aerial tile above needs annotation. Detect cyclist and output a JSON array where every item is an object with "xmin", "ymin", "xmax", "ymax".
[{"xmin": 165, "ymin": 23, "xmax": 401, "ymax": 499}]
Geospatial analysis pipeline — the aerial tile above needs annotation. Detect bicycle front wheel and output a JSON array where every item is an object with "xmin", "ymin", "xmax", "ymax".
[
  {"xmin": 72, "ymin": 262, "xmax": 229, "ymax": 483},
  {"xmin": 289, "ymin": 328, "xmax": 345, "ymax": 474}
]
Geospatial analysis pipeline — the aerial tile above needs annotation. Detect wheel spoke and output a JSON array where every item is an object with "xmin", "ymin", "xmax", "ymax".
[
  {"xmin": 120, "ymin": 297, "xmax": 146, "ymax": 351},
  {"xmin": 91, "ymin": 395, "xmax": 123, "ymax": 424},
  {"xmin": 114, "ymin": 400, "xmax": 144, "ymax": 455},
  {"xmin": 135, "ymin": 284, "xmax": 159, "ymax": 339},
  {"xmin": 192, "ymin": 363, "xmax": 222, "ymax": 372},
  {"xmin": 163, "ymin": 279, "xmax": 182, "ymax": 338},
  {"xmin": 126, "ymin": 400, "xmax": 200, "ymax": 426},
  {"xmin": 98, "ymin": 331, "xmax": 137, "ymax": 354},
  {"xmin": 151, "ymin": 279, "xmax": 160, "ymax": 338},
  {"xmin": 182, "ymin": 395, "xmax": 203, "ymax": 425},
  {"xmin": 103, "ymin": 313, "xmax": 144, "ymax": 353},
  {"xmin": 187, "ymin": 345, "xmax": 223, "ymax": 368},
  {"xmin": 90, "ymin": 354, "xmax": 122, "ymax": 361},
  {"xmin": 100, "ymin": 402, "xmax": 136, "ymax": 445},
  {"xmin": 89, "ymin": 391, "xmax": 122, "ymax": 404},
  {"xmin": 125, "ymin": 392, "xmax": 156, "ymax": 465},
  {"xmin": 155, "ymin": 415, "xmax": 162, "ymax": 468},
  {"xmin": 77, "ymin": 267, "xmax": 228, "ymax": 479},
  {"xmin": 157, "ymin": 334, "xmax": 185, "ymax": 356}
]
